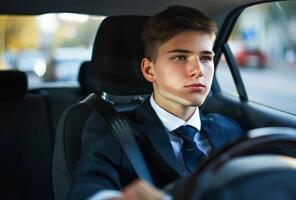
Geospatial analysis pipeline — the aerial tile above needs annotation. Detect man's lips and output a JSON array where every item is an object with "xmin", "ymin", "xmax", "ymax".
[
  {"xmin": 185, "ymin": 83, "xmax": 206, "ymax": 88},
  {"xmin": 184, "ymin": 83, "xmax": 206, "ymax": 92}
]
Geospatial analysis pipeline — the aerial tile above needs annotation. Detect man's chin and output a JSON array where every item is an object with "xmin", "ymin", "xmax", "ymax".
[{"xmin": 189, "ymin": 99, "xmax": 205, "ymax": 107}]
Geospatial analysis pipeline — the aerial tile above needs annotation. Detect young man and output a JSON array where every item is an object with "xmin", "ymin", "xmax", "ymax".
[{"xmin": 69, "ymin": 5, "xmax": 244, "ymax": 200}]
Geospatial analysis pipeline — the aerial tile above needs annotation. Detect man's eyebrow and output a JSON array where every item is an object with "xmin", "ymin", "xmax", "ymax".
[
  {"xmin": 167, "ymin": 49, "xmax": 215, "ymax": 56},
  {"xmin": 167, "ymin": 49, "xmax": 192, "ymax": 54}
]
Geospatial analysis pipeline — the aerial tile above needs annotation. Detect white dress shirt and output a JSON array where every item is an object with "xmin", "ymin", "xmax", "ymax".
[{"xmin": 150, "ymin": 95, "xmax": 212, "ymax": 174}]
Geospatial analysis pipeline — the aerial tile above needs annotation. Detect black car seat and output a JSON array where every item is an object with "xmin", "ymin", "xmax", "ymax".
[
  {"xmin": 77, "ymin": 60, "xmax": 96, "ymax": 94},
  {"xmin": 52, "ymin": 15, "xmax": 151, "ymax": 200},
  {"xmin": 30, "ymin": 60, "xmax": 97, "ymax": 139},
  {"xmin": 0, "ymin": 70, "xmax": 54, "ymax": 200}
]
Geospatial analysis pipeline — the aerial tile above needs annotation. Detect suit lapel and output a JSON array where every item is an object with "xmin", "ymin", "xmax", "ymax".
[
  {"xmin": 131, "ymin": 100, "xmax": 184, "ymax": 176},
  {"xmin": 200, "ymin": 114, "xmax": 227, "ymax": 151}
]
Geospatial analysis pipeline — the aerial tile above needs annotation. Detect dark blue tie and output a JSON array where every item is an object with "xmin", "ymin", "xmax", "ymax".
[{"xmin": 173, "ymin": 125, "xmax": 204, "ymax": 172}]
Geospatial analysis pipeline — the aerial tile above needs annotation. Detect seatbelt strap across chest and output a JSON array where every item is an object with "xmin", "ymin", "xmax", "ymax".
[{"xmin": 84, "ymin": 93, "xmax": 154, "ymax": 185}]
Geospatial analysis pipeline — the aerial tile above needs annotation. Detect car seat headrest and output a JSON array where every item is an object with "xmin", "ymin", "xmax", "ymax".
[
  {"xmin": 78, "ymin": 61, "xmax": 96, "ymax": 93},
  {"xmin": 91, "ymin": 16, "xmax": 152, "ymax": 95},
  {"xmin": 0, "ymin": 70, "xmax": 28, "ymax": 100}
]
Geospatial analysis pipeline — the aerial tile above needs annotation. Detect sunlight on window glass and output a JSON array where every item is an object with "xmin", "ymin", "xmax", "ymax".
[
  {"xmin": 58, "ymin": 13, "xmax": 89, "ymax": 23},
  {"xmin": 34, "ymin": 58, "xmax": 47, "ymax": 77},
  {"xmin": 38, "ymin": 14, "xmax": 58, "ymax": 33}
]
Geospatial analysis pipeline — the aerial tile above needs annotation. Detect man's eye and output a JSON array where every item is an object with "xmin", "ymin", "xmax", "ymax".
[
  {"xmin": 172, "ymin": 55, "xmax": 187, "ymax": 61},
  {"xmin": 200, "ymin": 56, "xmax": 213, "ymax": 62}
]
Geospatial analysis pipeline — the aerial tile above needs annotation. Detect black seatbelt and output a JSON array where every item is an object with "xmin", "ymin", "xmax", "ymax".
[{"xmin": 83, "ymin": 93, "xmax": 154, "ymax": 185}]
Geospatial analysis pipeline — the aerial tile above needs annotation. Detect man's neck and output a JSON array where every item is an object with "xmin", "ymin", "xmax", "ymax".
[{"xmin": 152, "ymin": 93, "xmax": 196, "ymax": 121}]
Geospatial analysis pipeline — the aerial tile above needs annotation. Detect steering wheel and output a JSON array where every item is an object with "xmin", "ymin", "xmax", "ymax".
[{"xmin": 174, "ymin": 127, "xmax": 296, "ymax": 200}]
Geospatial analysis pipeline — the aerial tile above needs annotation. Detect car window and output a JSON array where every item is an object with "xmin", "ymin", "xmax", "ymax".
[
  {"xmin": 216, "ymin": 1, "xmax": 296, "ymax": 115},
  {"xmin": 0, "ymin": 14, "xmax": 105, "ymax": 88}
]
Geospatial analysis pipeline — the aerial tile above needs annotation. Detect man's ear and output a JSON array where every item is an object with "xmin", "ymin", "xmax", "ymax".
[{"xmin": 141, "ymin": 57, "xmax": 155, "ymax": 83}]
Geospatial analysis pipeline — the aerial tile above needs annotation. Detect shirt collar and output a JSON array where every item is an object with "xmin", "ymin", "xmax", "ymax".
[{"xmin": 150, "ymin": 95, "xmax": 201, "ymax": 132}]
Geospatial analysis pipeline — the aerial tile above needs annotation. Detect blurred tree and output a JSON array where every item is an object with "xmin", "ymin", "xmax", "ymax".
[
  {"xmin": 4, "ymin": 16, "xmax": 39, "ymax": 51},
  {"xmin": 0, "ymin": 16, "xmax": 8, "ymax": 69},
  {"xmin": 0, "ymin": 16, "xmax": 39, "ymax": 69}
]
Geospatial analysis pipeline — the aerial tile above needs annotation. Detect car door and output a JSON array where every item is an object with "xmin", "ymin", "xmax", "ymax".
[{"xmin": 203, "ymin": 0, "xmax": 296, "ymax": 131}]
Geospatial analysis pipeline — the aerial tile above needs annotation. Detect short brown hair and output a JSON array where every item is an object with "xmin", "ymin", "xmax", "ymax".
[{"xmin": 143, "ymin": 5, "xmax": 217, "ymax": 61}]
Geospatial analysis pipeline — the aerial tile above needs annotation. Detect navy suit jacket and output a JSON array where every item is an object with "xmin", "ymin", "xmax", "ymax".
[{"xmin": 68, "ymin": 99, "xmax": 244, "ymax": 199}]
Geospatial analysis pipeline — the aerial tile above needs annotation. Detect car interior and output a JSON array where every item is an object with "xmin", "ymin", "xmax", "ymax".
[{"xmin": 1, "ymin": 0, "xmax": 296, "ymax": 199}]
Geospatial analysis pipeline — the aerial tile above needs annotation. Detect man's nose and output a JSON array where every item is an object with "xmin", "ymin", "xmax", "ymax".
[{"xmin": 190, "ymin": 58, "xmax": 204, "ymax": 77}]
